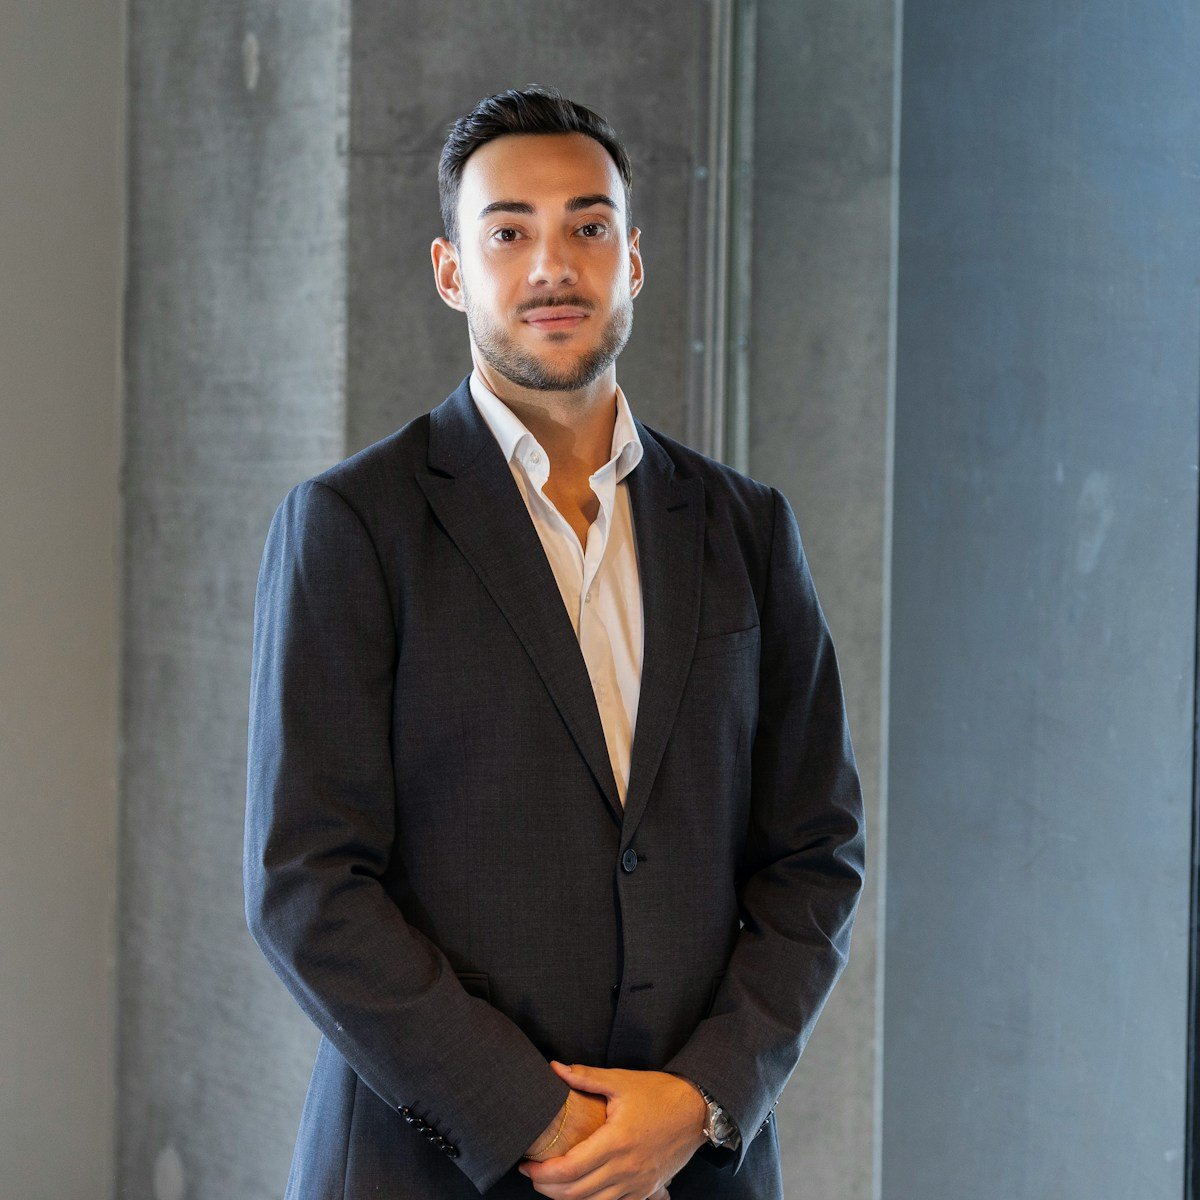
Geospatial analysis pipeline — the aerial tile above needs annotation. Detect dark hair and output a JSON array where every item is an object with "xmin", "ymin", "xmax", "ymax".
[{"xmin": 437, "ymin": 84, "xmax": 634, "ymax": 247}]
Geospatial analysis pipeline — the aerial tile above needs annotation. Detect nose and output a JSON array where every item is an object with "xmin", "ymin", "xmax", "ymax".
[{"xmin": 527, "ymin": 231, "xmax": 578, "ymax": 289}]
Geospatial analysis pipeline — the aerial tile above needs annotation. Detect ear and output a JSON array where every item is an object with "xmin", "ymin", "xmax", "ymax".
[
  {"xmin": 431, "ymin": 237, "xmax": 466, "ymax": 312},
  {"xmin": 627, "ymin": 227, "xmax": 644, "ymax": 301}
]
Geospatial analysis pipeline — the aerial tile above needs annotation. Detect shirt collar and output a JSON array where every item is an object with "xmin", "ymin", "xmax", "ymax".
[{"xmin": 469, "ymin": 367, "xmax": 644, "ymax": 484}]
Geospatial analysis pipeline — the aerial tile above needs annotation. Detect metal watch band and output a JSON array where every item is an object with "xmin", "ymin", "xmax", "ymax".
[
  {"xmin": 694, "ymin": 1082, "xmax": 738, "ymax": 1148},
  {"xmin": 668, "ymin": 1071, "xmax": 740, "ymax": 1149}
]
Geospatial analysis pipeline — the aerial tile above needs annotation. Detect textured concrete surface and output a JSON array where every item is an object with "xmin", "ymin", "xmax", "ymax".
[
  {"xmin": 747, "ymin": 3, "xmax": 896, "ymax": 1197},
  {"xmin": 0, "ymin": 2, "xmax": 123, "ymax": 1197},
  {"xmin": 118, "ymin": 2, "xmax": 889, "ymax": 1197},
  {"xmin": 884, "ymin": 3, "xmax": 1198, "ymax": 1196},
  {"xmin": 119, "ymin": 4, "xmax": 348, "ymax": 1198},
  {"xmin": 347, "ymin": 5, "xmax": 891, "ymax": 1191},
  {"xmin": 85, "ymin": 1, "xmax": 1200, "ymax": 1196},
  {"xmin": 344, "ymin": 0, "xmax": 704, "ymax": 449}
]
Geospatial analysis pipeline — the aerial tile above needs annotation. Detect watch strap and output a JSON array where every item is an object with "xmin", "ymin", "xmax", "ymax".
[{"xmin": 668, "ymin": 1073, "xmax": 740, "ymax": 1149}]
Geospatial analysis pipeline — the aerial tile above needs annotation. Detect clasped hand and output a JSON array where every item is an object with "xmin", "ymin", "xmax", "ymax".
[{"xmin": 517, "ymin": 1060, "xmax": 708, "ymax": 1200}]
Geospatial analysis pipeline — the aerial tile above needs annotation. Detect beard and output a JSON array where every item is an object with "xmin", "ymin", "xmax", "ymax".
[{"xmin": 462, "ymin": 279, "xmax": 633, "ymax": 393}]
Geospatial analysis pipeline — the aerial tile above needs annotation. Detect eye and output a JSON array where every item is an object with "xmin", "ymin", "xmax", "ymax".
[
  {"xmin": 492, "ymin": 227, "xmax": 520, "ymax": 243},
  {"xmin": 579, "ymin": 222, "xmax": 608, "ymax": 237}
]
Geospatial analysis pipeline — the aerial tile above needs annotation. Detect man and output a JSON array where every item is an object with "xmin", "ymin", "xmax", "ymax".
[{"xmin": 244, "ymin": 84, "xmax": 865, "ymax": 1200}]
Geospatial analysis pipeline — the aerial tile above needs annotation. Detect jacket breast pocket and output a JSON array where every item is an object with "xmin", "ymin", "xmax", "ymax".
[
  {"xmin": 455, "ymin": 971, "xmax": 492, "ymax": 1004},
  {"xmin": 692, "ymin": 624, "xmax": 760, "ymax": 661},
  {"xmin": 705, "ymin": 970, "xmax": 727, "ymax": 1017}
]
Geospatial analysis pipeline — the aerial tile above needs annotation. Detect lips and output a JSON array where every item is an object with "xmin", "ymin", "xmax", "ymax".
[{"xmin": 523, "ymin": 306, "xmax": 588, "ymax": 327}]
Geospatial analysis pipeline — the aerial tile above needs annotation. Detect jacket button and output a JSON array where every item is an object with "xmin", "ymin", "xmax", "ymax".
[
  {"xmin": 611, "ymin": 982, "xmax": 620, "ymax": 996},
  {"xmin": 621, "ymin": 848, "xmax": 638, "ymax": 873}
]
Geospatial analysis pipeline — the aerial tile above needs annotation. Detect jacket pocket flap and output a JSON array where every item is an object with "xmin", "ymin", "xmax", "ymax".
[
  {"xmin": 455, "ymin": 971, "xmax": 492, "ymax": 1003},
  {"xmin": 693, "ymin": 625, "xmax": 760, "ymax": 660}
]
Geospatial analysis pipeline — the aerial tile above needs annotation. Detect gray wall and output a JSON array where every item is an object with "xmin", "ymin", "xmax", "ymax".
[
  {"xmin": 117, "ymin": 4, "xmax": 889, "ymax": 1198},
  {"xmin": 883, "ymin": 2, "xmax": 1198, "ymax": 1197},
  {"xmin": 348, "ymin": 4, "xmax": 891, "ymax": 1194},
  {"xmin": 18, "ymin": 1, "xmax": 1191, "ymax": 1196},
  {"xmin": 344, "ymin": 0, "xmax": 706, "ymax": 447},
  {"xmin": 119, "ymin": 5, "xmax": 349, "ymax": 1198},
  {"xmin": 0, "ymin": 2, "xmax": 123, "ymax": 1198},
  {"xmin": 748, "ymin": 2, "xmax": 896, "ymax": 1196}
]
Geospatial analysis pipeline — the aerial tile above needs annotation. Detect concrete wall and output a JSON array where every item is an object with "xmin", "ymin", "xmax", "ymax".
[
  {"xmin": 115, "ymin": 2, "xmax": 892, "ymax": 1196},
  {"xmin": 0, "ymin": 3, "xmax": 124, "ymax": 1198},
  {"xmin": 883, "ymin": 3, "xmax": 1199, "ymax": 1196},
  {"xmin": 748, "ymin": 2, "xmax": 896, "ymax": 1196},
  {"xmin": 344, "ymin": 0, "xmax": 706, "ymax": 448},
  {"xmin": 119, "ymin": 5, "xmax": 349, "ymax": 1198},
  {"xmin": 24, "ymin": 1, "xmax": 1191, "ymax": 1196},
  {"xmin": 345, "ymin": 4, "xmax": 891, "ymax": 1194}
]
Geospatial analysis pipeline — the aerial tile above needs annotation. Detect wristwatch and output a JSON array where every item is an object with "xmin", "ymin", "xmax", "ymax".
[{"xmin": 672, "ymin": 1074, "xmax": 741, "ymax": 1150}]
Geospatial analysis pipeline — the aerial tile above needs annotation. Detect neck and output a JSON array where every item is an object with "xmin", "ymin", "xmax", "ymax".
[{"xmin": 473, "ymin": 359, "xmax": 619, "ymax": 478}]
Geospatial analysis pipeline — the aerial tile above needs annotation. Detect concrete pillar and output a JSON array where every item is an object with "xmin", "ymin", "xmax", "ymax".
[
  {"xmin": 343, "ymin": 1, "xmax": 711, "ymax": 447},
  {"xmin": 119, "ymin": 5, "xmax": 349, "ymax": 1196},
  {"xmin": 747, "ymin": 2, "xmax": 897, "ymax": 1196}
]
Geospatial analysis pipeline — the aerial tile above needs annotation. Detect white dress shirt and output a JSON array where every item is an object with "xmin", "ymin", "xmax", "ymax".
[{"xmin": 468, "ymin": 367, "xmax": 645, "ymax": 807}]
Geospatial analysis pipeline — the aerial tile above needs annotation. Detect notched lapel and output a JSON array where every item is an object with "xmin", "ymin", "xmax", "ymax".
[
  {"xmin": 621, "ymin": 423, "xmax": 704, "ymax": 844},
  {"xmin": 415, "ymin": 376, "xmax": 706, "ymax": 840}
]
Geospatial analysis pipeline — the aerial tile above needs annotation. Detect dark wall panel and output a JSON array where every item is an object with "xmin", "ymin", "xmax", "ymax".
[{"xmin": 884, "ymin": 3, "xmax": 1199, "ymax": 1197}]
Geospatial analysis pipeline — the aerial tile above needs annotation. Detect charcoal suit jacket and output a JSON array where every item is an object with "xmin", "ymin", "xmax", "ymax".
[{"xmin": 243, "ymin": 372, "xmax": 866, "ymax": 1199}]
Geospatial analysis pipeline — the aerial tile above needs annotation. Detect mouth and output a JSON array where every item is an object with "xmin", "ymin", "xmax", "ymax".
[
  {"xmin": 526, "ymin": 315, "xmax": 587, "ymax": 331},
  {"xmin": 523, "ymin": 306, "xmax": 589, "ymax": 331}
]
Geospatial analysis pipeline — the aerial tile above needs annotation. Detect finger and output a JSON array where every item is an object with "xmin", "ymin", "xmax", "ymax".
[
  {"xmin": 550, "ymin": 1060, "xmax": 619, "ymax": 1097},
  {"xmin": 526, "ymin": 1154, "xmax": 617, "ymax": 1198},
  {"xmin": 519, "ymin": 1122, "xmax": 619, "ymax": 1186},
  {"xmin": 527, "ymin": 1183, "xmax": 623, "ymax": 1200}
]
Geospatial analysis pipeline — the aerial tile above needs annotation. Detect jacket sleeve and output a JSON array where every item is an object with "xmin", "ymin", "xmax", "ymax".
[
  {"xmin": 662, "ymin": 483, "xmax": 867, "ymax": 1174},
  {"xmin": 243, "ymin": 478, "xmax": 569, "ymax": 1194}
]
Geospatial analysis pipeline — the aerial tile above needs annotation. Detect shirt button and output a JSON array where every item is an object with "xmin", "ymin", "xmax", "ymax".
[
  {"xmin": 530, "ymin": 450, "xmax": 541, "ymax": 464},
  {"xmin": 584, "ymin": 591, "xmax": 591, "ymax": 603}
]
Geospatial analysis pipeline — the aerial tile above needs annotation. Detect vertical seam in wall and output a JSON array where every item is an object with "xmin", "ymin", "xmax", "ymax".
[
  {"xmin": 112, "ymin": 0, "xmax": 132, "ymax": 1195},
  {"xmin": 873, "ymin": 0, "xmax": 904, "ymax": 1195},
  {"xmin": 1185, "ymin": 257, "xmax": 1200, "ymax": 1200},
  {"xmin": 335, "ymin": 0, "xmax": 352, "ymax": 459}
]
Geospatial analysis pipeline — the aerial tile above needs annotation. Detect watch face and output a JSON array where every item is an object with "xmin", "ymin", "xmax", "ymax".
[{"xmin": 709, "ymin": 1107, "xmax": 733, "ymax": 1144}]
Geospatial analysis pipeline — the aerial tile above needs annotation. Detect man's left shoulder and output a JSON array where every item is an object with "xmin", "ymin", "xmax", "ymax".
[{"xmin": 637, "ymin": 421, "xmax": 776, "ymax": 529}]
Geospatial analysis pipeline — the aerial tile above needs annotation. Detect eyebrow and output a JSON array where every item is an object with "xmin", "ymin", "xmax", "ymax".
[{"xmin": 476, "ymin": 193, "xmax": 620, "ymax": 221}]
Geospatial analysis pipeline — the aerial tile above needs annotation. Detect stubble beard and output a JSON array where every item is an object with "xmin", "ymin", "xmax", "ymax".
[{"xmin": 462, "ymin": 279, "xmax": 634, "ymax": 394}]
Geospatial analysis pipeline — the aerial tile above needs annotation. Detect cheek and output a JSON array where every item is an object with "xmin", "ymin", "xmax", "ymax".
[{"xmin": 469, "ymin": 268, "xmax": 521, "ymax": 314}]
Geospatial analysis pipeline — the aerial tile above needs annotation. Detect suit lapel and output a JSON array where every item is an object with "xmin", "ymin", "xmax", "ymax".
[
  {"xmin": 415, "ymin": 375, "xmax": 704, "ymax": 841},
  {"xmin": 619, "ymin": 423, "xmax": 704, "ymax": 845}
]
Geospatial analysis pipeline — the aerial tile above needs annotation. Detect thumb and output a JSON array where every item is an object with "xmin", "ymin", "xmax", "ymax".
[{"xmin": 550, "ymin": 1060, "xmax": 617, "ymax": 1095}]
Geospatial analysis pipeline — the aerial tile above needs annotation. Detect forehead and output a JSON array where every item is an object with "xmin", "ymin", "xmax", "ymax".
[{"xmin": 459, "ymin": 132, "xmax": 624, "ymax": 220}]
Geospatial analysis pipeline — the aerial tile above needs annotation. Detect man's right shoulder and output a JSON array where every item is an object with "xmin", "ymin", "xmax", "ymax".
[
  {"xmin": 317, "ymin": 409, "xmax": 433, "ymax": 492},
  {"xmin": 276, "ymin": 409, "xmax": 435, "ymax": 527}
]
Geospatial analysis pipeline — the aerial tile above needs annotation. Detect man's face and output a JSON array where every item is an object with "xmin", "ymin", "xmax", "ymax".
[{"xmin": 433, "ymin": 132, "xmax": 643, "ymax": 393}]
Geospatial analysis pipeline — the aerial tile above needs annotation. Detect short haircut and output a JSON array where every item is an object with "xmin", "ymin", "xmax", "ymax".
[{"xmin": 437, "ymin": 84, "xmax": 634, "ymax": 247}]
